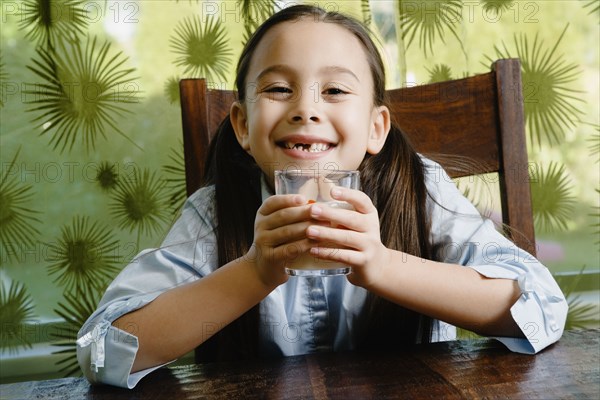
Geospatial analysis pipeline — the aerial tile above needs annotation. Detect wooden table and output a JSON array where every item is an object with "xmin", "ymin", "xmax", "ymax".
[{"xmin": 2, "ymin": 329, "xmax": 599, "ymax": 399}]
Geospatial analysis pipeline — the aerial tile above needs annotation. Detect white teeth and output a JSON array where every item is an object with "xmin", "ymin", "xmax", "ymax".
[
  {"xmin": 284, "ymin": 142, "xmax": 331, "ymax": 152},
  {"xmin": 309, "ymin": 143, "xmax": 330, "ymax": 152}
]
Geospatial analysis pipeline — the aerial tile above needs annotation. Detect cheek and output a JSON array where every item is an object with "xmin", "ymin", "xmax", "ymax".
[
  {"xmin": 338, "ymin": 147, "xmax": 369, "ymax": 170},
  {"xmin": 338, "ymin": 102, "xmax": 373, "ymax": 127},
  {"xmin": 248, "ymin": 107, "xmax": 276, "ymax": 133}
]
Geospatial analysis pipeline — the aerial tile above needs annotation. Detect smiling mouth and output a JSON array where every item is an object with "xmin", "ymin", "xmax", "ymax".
[{"xmin": 278, "ymin": 141, "xmax": 334, "ymax": 153}]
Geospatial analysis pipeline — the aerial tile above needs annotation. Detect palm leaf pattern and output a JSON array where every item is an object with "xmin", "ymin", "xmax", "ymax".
[
  {"xmin": 18, "ymin": 0, "xmax": 89, "ymax": 48},
  {"xmin": 51, "ymin": 288, "xmax": 102, "ymax": 376},
  {"xmin": 592, "ymin": 189, "xmax": 599, "ymax": 247},
  {"xmin": 396, "ymin": 0, "xmax": 463, "ymax": 57},
  {"xmin": 426, "ymin": 63, "xmax": 453, "ymax": 83},
  {"xmin": 591, "ymin": 185, "xmax": 599, "ymax": 247},
  {"xmin": 481, "ymin": 0, "xmax": 515, "ymax": 14},
  {"xmin": 361, "ymin": 0, "xmax": 372, "ymax": 26},
  {"xmin": 560, "ymin": 267, "xmax": 600, "ymax": 330},
  {"xmin": 589, "ymin": 127, "xmax": 599, "ymax": 248},
  {"xmin": 162, "ymin": 143, "xmax": 187, "ymax": 214},
  {"xmin": 46, "ymin": 216, "xmax": 120, "ymax": 293},
  {"xmin": 110, "ymin": 167, "xmax": 170, "ymax": 248},
  {"xmin": 95, "ymin": 161, "xmax": 119, "ymax": 192},
  {"xmin": 170, "ymin": 15, "xmax": 232, "ymax": 82},
  {"xmin": 0, "ymin": 51, "xmax": 7, "ymax": 108},
  {"xmin": 239, "ymin": 0, "xmax": 276, "ymax": 45},
  {"xmin": 0, "ymin": 280, "xmax": 36, "ymax": 353},
  {"xmin": 24, "ymin": 36, "xmax": 140, "ymax": 153},
  {"xmin": 164, "ymin": 76, "xmax": 181, "ymax": 105},
  {"xmin": 589, "ymin": 124, "xmax": 599, "ymax": 161},
  {"xmin": 1, "ymin": 149, "xmax": 41, "ymax": 265},
  {"xmin": 486, "ymin": 25, "xmax": 584, "ymax": 146},
  {"xmin": 583, "ymin": 0, "xmax": 600, "ymax": 17},
  {"xmin": 530, "ymin": 162, "xmax": 575, "ymax": 233},
  {"xmin": 454, "ymin": 172, "xmax": 498, "ymax": 220}
]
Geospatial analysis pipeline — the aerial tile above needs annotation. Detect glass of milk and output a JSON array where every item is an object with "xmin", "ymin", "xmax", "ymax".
[{"xmin": 274, "ymin": 169, "xmax": 360, "ymax": 277}]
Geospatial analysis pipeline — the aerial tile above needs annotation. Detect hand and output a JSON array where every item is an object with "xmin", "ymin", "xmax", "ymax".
[
  {"xmin": 305, "ymin": 187, "xmax": 391, "ymax": 288},
  {"xmin": 247, "ymin": 194, "xmax": 313, "ymax": 287}
]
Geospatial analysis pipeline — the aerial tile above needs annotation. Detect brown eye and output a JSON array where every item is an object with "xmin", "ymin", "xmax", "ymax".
[
  {"xmin": 324, "ymin": 88, "xmax": 345, "ymax": 95},
  {"xmin": 266, "ymin": 86, "xmax": 292, "ymax": 93},
  {"xmin": 263, "ymin": 85, "xmax": 294, "ymax": 100}
]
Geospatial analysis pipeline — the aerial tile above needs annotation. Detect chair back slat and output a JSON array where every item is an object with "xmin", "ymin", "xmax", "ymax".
[{"xmin": 389, "ymin": 72, "xmax": 501, "ymax": 177}]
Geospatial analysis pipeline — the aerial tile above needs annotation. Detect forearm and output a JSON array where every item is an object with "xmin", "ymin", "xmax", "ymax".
[
  {"xmin": 367, "ymin": 250, "xmax": 524, "ymax": 338},
  {"xmin": 113, "ymin": 257, "xmax": 276, "ymax": 372}
]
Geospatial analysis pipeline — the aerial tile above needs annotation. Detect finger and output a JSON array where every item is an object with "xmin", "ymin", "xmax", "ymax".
[
  {"xmin": 259, "ymin": 194, "xmax": 306, "ymax": 216},
  {"xmin": 309, "ymin": 246, "xmax": 363, "ymax": 268},
  {"xmin": 265, "ymin": 220, "xmax": 313, "ymax": 247},
  {"xmin": 329, "ymin": 187, "xmax": 376, "ymax": 215},
  {"xmin": 260, "ymin": 202, "xmax": 313, "ymax": 231},
  {"xmin": 258, "ymin": 195, "xmax": 312, "ymax": 231},
  {"xmin": 273, "ymin": 238, "xmax": 314, "ymax": 265},
  {"xmin": 305, "ymin": 225, "xmax": 362, "ymax": 250},
  {"xmin": 247, "ymin": 238, "xmax": 312, "ymax": 267},
  {"xmin": 309, "ymin": 203, "xmax": 366, "ymax": 232}
]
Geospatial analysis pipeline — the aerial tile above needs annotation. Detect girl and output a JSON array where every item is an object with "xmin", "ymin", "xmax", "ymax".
[{"xmin": 77, "ymin": 5, "xmax": 567, "ymax": 388}]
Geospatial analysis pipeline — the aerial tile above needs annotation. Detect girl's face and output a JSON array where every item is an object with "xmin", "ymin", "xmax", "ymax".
[{"xmin": 231, "ymin": 19, "xmax": 390, "ymax": 186}]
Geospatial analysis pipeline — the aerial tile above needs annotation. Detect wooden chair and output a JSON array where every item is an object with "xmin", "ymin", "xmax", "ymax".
[{"xmin": 179, "ymin": 58, "xmax": 535, "ymax": 255}]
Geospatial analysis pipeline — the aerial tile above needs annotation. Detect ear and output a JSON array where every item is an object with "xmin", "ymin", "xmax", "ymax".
[
  {"xmin": 230, "ymin": 101, "xmax": 251, "ymax": 154},
  {"xmin": 366, "ymin": 105, "xmax": 390, "ymax": 155}
]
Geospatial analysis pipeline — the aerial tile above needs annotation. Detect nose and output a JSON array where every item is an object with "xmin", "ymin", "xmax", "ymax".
[
  {"xmin": 287, "ymin": 92, "xmax": 321, "ymax": 124},
  {"xmin": 290, "ymin": 114, "xmax": 319, "ymax": 123}
]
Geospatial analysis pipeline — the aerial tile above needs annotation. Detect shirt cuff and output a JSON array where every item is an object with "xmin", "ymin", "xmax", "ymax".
[
  {"xmin": 77, "ymin": 293, "xmax": 167, "ymax": 388},
  {"xmin": 80, "ymin": 325, "xmax": 172, "ymax": 388},
  {"xmin": 467, "ymin": 265, "xmax": 568, "ymax": 354}
]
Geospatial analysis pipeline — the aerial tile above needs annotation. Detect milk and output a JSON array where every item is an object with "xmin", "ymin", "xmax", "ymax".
[{"xmin": 285, "ymin": 201, "xmax": 353, "ymax": 275}]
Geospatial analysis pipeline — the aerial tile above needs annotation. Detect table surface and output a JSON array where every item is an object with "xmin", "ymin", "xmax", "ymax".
[{"xmin": 2, "ymin": 329, "xmax": 599, "ymax": 399}]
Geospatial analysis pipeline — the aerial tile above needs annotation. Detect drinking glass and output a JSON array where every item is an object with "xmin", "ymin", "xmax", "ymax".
[{"xmin": 274, "ymin": 169, "xmax": 360, "ymax": 277}]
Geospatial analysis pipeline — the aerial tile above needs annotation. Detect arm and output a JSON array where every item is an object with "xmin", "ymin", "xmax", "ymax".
[
  {"xmin": 364, "ymin": 250, "xmax": 523, "ymax": 338},
  {"xmin": 113, "ymin": 255, "xmax": 276, "ymax": 373},
  {"xmin": 77, "ymin": 189, "xmax": 313, "ymax": 387},
  {"xmin": 307, "ymin": 184, "xmax": 566, "ymax": 349},
  {"xmin": 308, "ymin": 194, "xmax": 521, "ymax": 338},
  {"xmin": 113, "ymin": 193, "xmax": 314, "ymax": 373}
]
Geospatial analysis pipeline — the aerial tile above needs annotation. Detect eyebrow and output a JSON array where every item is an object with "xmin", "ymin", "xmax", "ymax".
[
  {"xmin": 321, "ymin": 66, "xmax": 360, "ymax": 82},
  {"xmin": 255, "ymin": 64, "xmax": 293, "ymax": 82},
  {"xmin": 255, "ymin": 64, "xmax": 360, "ymax": 83}
]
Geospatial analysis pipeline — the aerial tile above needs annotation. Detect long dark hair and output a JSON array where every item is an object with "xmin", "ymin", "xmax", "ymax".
[{"xmin": 198, "ymin": 5, "xmax": 432, "ymax": 361}]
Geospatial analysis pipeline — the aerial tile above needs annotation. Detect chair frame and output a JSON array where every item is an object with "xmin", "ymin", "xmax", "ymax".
[{"xmin": 179, "ymin": 59, "xmax": 536, "ymax": 255}]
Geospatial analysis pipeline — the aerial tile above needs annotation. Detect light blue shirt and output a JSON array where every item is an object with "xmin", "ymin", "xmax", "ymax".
[{"xmin": 76, "ymin": 159, "xmax": 568, "ymax": 388}]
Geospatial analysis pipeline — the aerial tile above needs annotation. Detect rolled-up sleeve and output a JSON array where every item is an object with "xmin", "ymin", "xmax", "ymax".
[
  {"xmin": 424, "ymin": 159, "xmax": 568, "ymax": 354},
  {"xmin": 77, "ymin": 187, "xmax": 218, "ymax": 387}
]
